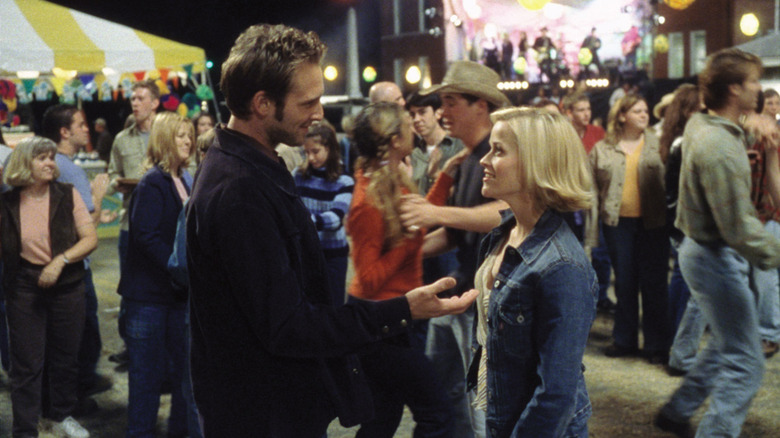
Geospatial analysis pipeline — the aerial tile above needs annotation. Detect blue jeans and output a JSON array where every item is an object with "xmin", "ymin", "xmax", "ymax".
[
  {"xmin": 182, "ymin": 310, "xmax": 203, "ymax": 438},
  {"xmin": 124, "ymin": 300, "xmax": 187, "ymax": 438},
  {"xmin": 118, "ymin": 230, "xmax": 130, "ymax": 341},
  {"xmin": 668, "ymin": 247, "xmax": 691, "ymax": 335},
  {"xmin": 662, "ymin": 239, "xmax": 764, "ymax": 437},
  {"xmin": 426, "ymin": 311, "xmax": 485, "ymax": 438},
  {"xmin": 78, "ymin": 267, "xmax": 102, "ymax": 389},
  {"xmin": 355, "ymin": 318, "xmax": 452, "ymax": 438},
  {"xmin": 0, "ymin": 263, "xmax": 9, "ymax": 371},
  {"xmin": 423, "ymin": 250, "xmax": 460, "ymax": 285},
  {"xmin": 753, "ymin": 220, "xmax": 780, "ymax": 342},
  {"xmin": 603, "ymin": 219, "xmax": 671, "ymax": 352},
  {"xmin": 668, "ymin": 295, "xmax": 707, "ymax": 372},
  {"xmin": 325, "ymin": 255, "xmax": 348, "ymax": 306},
  {"xmin": 591, "ymin": 226, "xmax": 612, "ymax": 303}
]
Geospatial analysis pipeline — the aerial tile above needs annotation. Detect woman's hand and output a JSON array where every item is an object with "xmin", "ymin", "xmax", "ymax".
[{"xmin": 38, "ymin": 255, "xmax": 66, "ymax": 288}]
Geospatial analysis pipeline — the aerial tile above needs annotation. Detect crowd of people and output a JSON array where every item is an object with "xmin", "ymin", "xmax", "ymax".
[{"xmin": 1, "ymin": 21, "xmax": 780, "ymax": 438}]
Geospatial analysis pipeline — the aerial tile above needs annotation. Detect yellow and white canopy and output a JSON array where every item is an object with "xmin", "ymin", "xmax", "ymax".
[{"xmin": 0, "ymin": 0, "xmax": 206, "ymax": 75}]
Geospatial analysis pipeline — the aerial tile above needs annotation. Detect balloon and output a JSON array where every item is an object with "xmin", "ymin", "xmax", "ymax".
[
  {"xmin": 664, "ymin": 0, "xmax": 695, "ymax": 10},
  {"xmin": 513, "ymin": 57, "xmax": 527, "ymax": 75},
  {"xmin": 517, "ymin": 0, "xmax": 550, "ymax": 11},
  {"xmin": 578, "ymin": 48, "xmax": 593, "ymax": 66},
  {"xmin": 3, "ymin": 97, "xmax": 17, "ymax": 113},
  {"xmin": 654, "ymin": 35, "xmax": 669, "ymax": 54},
  {"xmin": 196, "ymin": 84, "xmax": 214, "ymax": 100},
  {"xmin": 182, "ymin": 92, "xmax": 200, "ymax": 110},
  {"xmin": 161, "ymin": 94, "xmax": 181, "ymax": 111}
]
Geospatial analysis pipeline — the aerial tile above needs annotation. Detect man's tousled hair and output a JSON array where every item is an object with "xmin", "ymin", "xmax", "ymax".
[
  {"xmin": 700, "ymin": 48, "xmax": 761, "ymax": 111},
  {"xmin": 221, "ymin": 24, "xmax": 326, "ymax": 120}
]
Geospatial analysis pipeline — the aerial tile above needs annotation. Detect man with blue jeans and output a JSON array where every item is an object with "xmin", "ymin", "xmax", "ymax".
[
  {"xmin": 656, "ymin": 48, "xmax": 780, "ymax": 438},
  {"xmin": 42, "ymin": 104, "xmax": 113, "ymax": 413}
]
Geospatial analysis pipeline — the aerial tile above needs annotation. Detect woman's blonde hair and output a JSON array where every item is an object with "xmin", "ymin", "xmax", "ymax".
[
  {"xmin": 146, "ymin": 112, "xmax": 194, "ymax": 176},
  {"xmin": 4, "ymin": 136, "xmax": 60, "ymax": 187},
  {"xmin": 605, "ymin": 94, "xmax": 645, "ymax": 144},
  {"xmin": 490, "ymin": 107, "xmax": 593, "ymax": 212},
  {"xmin": 353, "ymin": 102, "xmax": 417, "ymax": 250}
]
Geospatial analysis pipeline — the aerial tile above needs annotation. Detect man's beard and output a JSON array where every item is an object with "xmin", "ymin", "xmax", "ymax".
[{"xmin": 267, "ymin": 124, "xmax": 302, "ymax": 147}]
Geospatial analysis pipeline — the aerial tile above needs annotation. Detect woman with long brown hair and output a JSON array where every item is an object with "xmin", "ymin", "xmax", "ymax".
[{"xmin": 659, "ymin": 84, "xmax": 706, "ymax": 375}]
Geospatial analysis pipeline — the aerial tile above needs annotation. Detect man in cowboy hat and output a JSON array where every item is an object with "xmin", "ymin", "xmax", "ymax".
[{"xmin": 400, "ymin": 60, "xmax": 510, "ymax": 438}]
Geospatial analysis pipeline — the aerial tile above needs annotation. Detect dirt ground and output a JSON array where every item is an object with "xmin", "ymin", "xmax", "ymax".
[{"xmin": 0, "ymin": 237, "xmax": 778, "ymax": 437}]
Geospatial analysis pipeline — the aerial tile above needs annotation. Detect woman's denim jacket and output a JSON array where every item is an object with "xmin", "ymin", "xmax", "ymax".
[{"xmin": 468, "ymin": 209, "xmax": 598, "ymax": 438}]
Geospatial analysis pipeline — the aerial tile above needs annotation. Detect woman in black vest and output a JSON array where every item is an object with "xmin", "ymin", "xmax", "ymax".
[{"xmin": 2, "ymin": 136, "xmax": 97, "ymax": 438}]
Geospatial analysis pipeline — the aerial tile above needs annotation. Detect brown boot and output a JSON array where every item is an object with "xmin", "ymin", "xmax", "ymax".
[{"xmin": 762, "ymin": 340, "xmax": 779, "ymax": 358}]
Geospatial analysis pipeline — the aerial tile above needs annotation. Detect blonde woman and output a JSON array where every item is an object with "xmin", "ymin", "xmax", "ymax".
[
  {"xmin": 346, "ymin": 102, "xmax": 456, "ymax": 437},
  {"xmin": 470, "ymin": 108, "xmax": 596, "ymax": 437},
  {"xmin": 2, "ymin": 137, "xmax": 96, "ymax": 438},
  {"xmin": 588, "ymin": 94, "xmax": 670, "ymax": 363},
  {"xmin": 118, "ymin": 112, "xmax": 194, "ymax": 437}
]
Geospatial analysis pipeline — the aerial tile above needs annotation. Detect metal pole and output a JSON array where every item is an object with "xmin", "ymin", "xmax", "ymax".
[
  {"xmin": 204, "ymin": 64, "xmax": 222, "ymax": 124},
  {"xmin": 346, "ymin": 7, "xmax": 361, "ymax": 100}
]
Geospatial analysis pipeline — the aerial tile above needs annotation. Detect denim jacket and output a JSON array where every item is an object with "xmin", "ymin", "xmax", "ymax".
[{"xmin": 469, "ymin": 209, "xmax": 598, "ymax": 438}]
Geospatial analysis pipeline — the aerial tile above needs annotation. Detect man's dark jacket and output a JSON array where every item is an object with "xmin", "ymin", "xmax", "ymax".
[{"xmin": 186, "ymin": 127, "xmax": 412, "ymax": 437}]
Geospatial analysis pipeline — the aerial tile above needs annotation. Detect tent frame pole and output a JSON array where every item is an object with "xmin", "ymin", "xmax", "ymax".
[{"xmin": 204, "ymin": 67, "xmax": 222, "ymax": 124}]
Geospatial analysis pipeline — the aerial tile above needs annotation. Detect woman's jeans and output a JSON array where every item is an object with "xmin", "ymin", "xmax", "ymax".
[
  {"xmin": 349, "ymin": 295, "xmax": 453, "ymax": 438},
  {"xmin": 662, "ymin": 238, "xmax": 764, "ymax": 438},
  {"xmin": 6, "ymin": 265, "xmax": 85, "ymax": 437},
  {"xmin": 603, "ymin": 218, "xmax": 671, "ymax": 352},
  {"xmin": 124, "ymin": 299, "xmax": 187, "ymax": 438}
]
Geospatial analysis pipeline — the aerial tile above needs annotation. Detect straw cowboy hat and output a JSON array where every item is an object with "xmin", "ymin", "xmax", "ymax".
[
  {"xmin": 653, "ymin": 92, "xmax": 676, "ymax": 119},
  {"xmin": 420, "ymin": 60, "xmax": 511, "ymax": 108}
]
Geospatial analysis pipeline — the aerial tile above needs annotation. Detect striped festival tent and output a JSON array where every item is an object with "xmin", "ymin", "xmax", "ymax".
[{"xmin": 0, "ymin": 0, "xmax": 206, "ymax": 75}]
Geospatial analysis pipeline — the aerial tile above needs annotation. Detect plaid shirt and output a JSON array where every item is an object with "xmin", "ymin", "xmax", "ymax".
[{"xmin": 749, "ymin": 142, "xmax": 780, "ymax": 223}]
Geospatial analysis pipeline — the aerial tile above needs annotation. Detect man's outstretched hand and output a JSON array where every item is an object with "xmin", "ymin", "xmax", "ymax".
[{"xmin": 407, "ymin": 277, "xmax": 478, "ymax": 320}]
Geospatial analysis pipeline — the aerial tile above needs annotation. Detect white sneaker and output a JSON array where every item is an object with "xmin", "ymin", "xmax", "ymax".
[{"xmin": 51, "ymin": 416, "xmax": 90, "ymax": 438}]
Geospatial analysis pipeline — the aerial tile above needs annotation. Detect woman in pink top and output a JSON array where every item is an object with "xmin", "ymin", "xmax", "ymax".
[{"xmin": 1, "ymin": 136, "xmax": 97, "ymax": 438}]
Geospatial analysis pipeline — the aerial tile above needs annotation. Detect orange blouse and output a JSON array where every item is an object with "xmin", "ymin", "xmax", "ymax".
[{"xmin": 347, "ymin": 170, "xmax": 453, "ymax": 301}]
